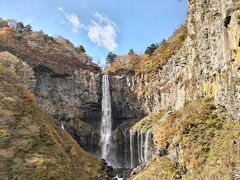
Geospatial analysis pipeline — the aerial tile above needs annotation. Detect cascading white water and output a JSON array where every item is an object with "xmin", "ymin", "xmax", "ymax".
[
  {"xmin": 140, "ymin": 130, "xmax": 144, "ymax": 163},
  {"xmin": 144, "ymin": 130, "xmax": 151, "ymax": 163},
  {"xmin": 137, "ymin": 132, "xmax": 141, "ymax": 164},
  {"xmin": 130, "ymin": 129, "xmax": 153, "ymax": 168},
  {"xmin": 100, "ymin": 75, "xmax": 112, "ymax": 163},
  {"xmin": 124, "ymin": 129, "xmax": 128, "ymax": 167},
  {"xmin": 130, "ymin": 129, "xmax": 134, "ymax": 168},
  {"xmin": 60, "ymin": 121, "xmax": 65, "ymax": 130}
]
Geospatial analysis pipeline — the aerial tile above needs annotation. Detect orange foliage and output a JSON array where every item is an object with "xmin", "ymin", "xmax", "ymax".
[
  {"xmin": 0, "ymin": 19, "xmax": 98, "ymax": 75},
  {"xmin": 0, "ymin": 27, "xmax": 12, "ymax": 36},
  {"xmin": 22, "ymin": 91, "xmax": 36, "ymax": 102},
  {"xmin": 105, "ymin": 23, "xmax": 188, "ymax": 76}
]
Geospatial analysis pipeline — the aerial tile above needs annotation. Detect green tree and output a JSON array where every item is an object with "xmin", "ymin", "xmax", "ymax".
[
  {"xmin": 0, "ymin": 18, "xmax": 8, "ymax": 29},
  {"xmin": 25, "ymin": 24, "xmax": 32, "ymax": 32},
  {"xmin": 75, "ymin": 45, "xmax": 86, "ymax": 54},
  {"xmin": 128, "ymin": 49, "xmax": 135, "ymax": 55},
  {"xmin": 144, "ymin": 43, "xmax": 159, "ymax": 56},
  {"xmin": 106, "ymin": 52, "xmax": 117, "ymax": 64},
  {"xmin": 16, "ymin": 22, "xmax": 24, "ymax": 29}
]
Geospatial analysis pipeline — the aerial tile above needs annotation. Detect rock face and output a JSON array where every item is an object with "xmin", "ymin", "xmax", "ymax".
[
  {"xmin": 32, "ymin": 64, "xmax": 102, "ymax": 153},
  {"xmin": 109, "ymin": 76, "xmax": 145, "ymax": 127},
  {"xmin": 110, "ymin": 0, "xmax": 240, "ymax": 121},
  {"xmin": 108, "ymin": 2, "xmax": 240, "ymax": 176},
  {"xmin": 34, "ymin": 65, "xmax": 102, "ymax": 127}
]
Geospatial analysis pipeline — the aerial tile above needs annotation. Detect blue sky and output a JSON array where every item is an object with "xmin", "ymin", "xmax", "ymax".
[{"xmin": 0, "ymin": 0, "xmax": 188, "ymax": 65}]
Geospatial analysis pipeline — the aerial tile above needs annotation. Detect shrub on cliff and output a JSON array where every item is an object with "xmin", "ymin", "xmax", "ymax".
[
  {"xmin": 75, "ymin": 45, "xmax": 86, "ymax": 54},
  {"xmin": 106, "ymin": 52, "xmax": 117, "ymax": 64},
  {"xmin": 105, "ymin": 23, "xmax": 188, "ymax": 76},
  {"xmin": 145, "ymin": 43, "xmax": 159, "ymax": 55},
  {"xmin": 131, "ymin": 99, "xmax": 240, "ymax": 179},
  {"xmin": 22, "ymin": 91, "xmax": 36, "ymax": 102},
  {"xmin": 0, "ymin": 18, "xmax": 8, "ymax": 29}
]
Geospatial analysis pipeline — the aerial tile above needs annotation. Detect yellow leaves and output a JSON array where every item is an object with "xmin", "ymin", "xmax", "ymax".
[
  {"xmin": 26, "ymin": 155, "xmax": 45, "ymax": 166},
  {"xmin": 0, "ymin": 129, "xmax": 11, "ymax": 137},
  {"xmin": 0, "ymin": 27, "xmax": 12, "ymax": 36},
  {"xmin": 0, "ymin": 64, "xmax": 5, "ymax": 73},
  {"xmin": 202, "ymin": 82, "xmax": 217, "ymax": 99},
  {"xmin": 236, "ymin": 47, "xmax": 240, "ymax": 63}
]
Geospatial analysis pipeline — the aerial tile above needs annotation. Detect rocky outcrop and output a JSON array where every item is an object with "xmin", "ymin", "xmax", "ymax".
[
  {"xmin": 109, "ymin": 0, "xmax": 240, "ymax": 121},
  {"xmin": 34, "ymin": 65, "xmax": 102, "ymax": 127},
  {"xmin": 31, "ymin": 62, "xmax": 102, "ymax": 154},
  {"xmin": 109, "ymin": 76, "xmax": 145, "ymax": 127}
]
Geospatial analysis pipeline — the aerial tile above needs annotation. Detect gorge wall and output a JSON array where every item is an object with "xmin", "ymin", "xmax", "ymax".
[
  {"xmin": 34, "ymin": 66, "xmax": 102, "ymax": 153},
  {"xmin": 0, "ymin": 23, "xmax": 103, "ymax": 153},
  {"xmin": 109, "ymin": 0, "xmax": 240, "ymax": 122},
  {"xmin": 106, "ymin": 1, "xmax": 240, "ymax": 177},
  {"xmin": 34, "ymin": 65, "xmax": 102, "ymax": 127}
]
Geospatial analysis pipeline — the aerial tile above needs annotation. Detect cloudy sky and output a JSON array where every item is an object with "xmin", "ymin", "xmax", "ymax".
[{"xmin": 0, "ymin": 0, "xmax": 187, "ymax": 65}]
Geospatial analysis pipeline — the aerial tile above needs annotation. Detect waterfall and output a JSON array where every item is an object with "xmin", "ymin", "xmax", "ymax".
[
  {"xmin": 137, "ymin": 132, "xmax": 141, "ymax": 164},
  {"xmin": 91, "ymin": 132, "xmax": 94, "ymax": 153},
  {"xmin": 100, "ymin": 75, "xmax": 112, "ymax": 163},
  {"xmin": 60, "ymin": 121, "xmax": 65, "ymax": 130},
  {"xmin": 144, "ymin": 130, "xmax": 151, "ymax": 163},
  {"xmin": 140, "ymin": 130, "xmax": 144, "ymax": 164},
  {"xmin": 129, "ymin": 129, "xmax": 153, "ymax": 168},
  {"xmin": 130, "ymin": 129, "xmax": 134, "ymax": 168},
  {"xmin": 124, "ymin": 129, "xmax": 128, "ymax": 167}
]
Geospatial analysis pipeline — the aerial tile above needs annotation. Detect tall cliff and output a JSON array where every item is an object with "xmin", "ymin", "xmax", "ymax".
[
  {"xmin": 0, "ymin": 21, "xmax": 102, "ymax": 152},
  {"xmin": 105, "ymin": 0, "xmax": 240, "ymax": 179},
  {"xmin": 0, "ymin": 21, "xmax": 102, "ymax": 127},
  {"xmin": 107, "ymin": 0, "xmax": 240, "ymax": 122}
]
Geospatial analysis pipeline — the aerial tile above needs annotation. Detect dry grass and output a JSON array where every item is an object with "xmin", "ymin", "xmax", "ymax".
[
  {"xmin": 131, "ymin": 157, "xmax": 178, "ymax": 180},
  {"xmin": 132, "ymin": 111, "xmax": 166, "ymax": 133},
  {"xmin": 132, "ymin": 99, "xmax": 240, "ymax": 179}
]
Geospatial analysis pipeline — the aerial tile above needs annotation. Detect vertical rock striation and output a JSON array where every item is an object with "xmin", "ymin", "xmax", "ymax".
[
  {"xmin": 110, "ymin": 0, "xmax": 240, "ymax": 121},
  {"xmin": 34, "ymin": 66, "xmax": 102, "ymax": 127}
]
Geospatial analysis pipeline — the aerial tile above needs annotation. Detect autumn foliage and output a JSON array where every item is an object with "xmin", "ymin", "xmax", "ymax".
[
  {"xmin": 0, "ymin": 27, "xmax": 12, "ymax": 36},
  {"xmin": 0, "ymin": 19, "xmax": 99, "ymax": 75},
  {"xmin": 22, "ymin": 91, "xmax": 36, "ymax": 102},
  {"xmin": 105, "ymin": 23, "xmax": 188, "ymax": 76}
]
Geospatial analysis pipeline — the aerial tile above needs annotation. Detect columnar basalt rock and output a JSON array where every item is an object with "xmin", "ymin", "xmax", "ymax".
[{"xmin": 109, "ymin": 0, "xmax": 240, "ymax": 121}]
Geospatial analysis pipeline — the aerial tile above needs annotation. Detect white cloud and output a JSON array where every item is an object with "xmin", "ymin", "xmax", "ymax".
[
  {"xmin": 58, "ymin": 7, "xmax": 84, "ymax": 33},
  {"xmin": 57, "ymin": 8, "xmax": 118, "ymax": 51},
  {"xmin": 87, "ymin": 12, "xmax": 118, "ymax": 51}
]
